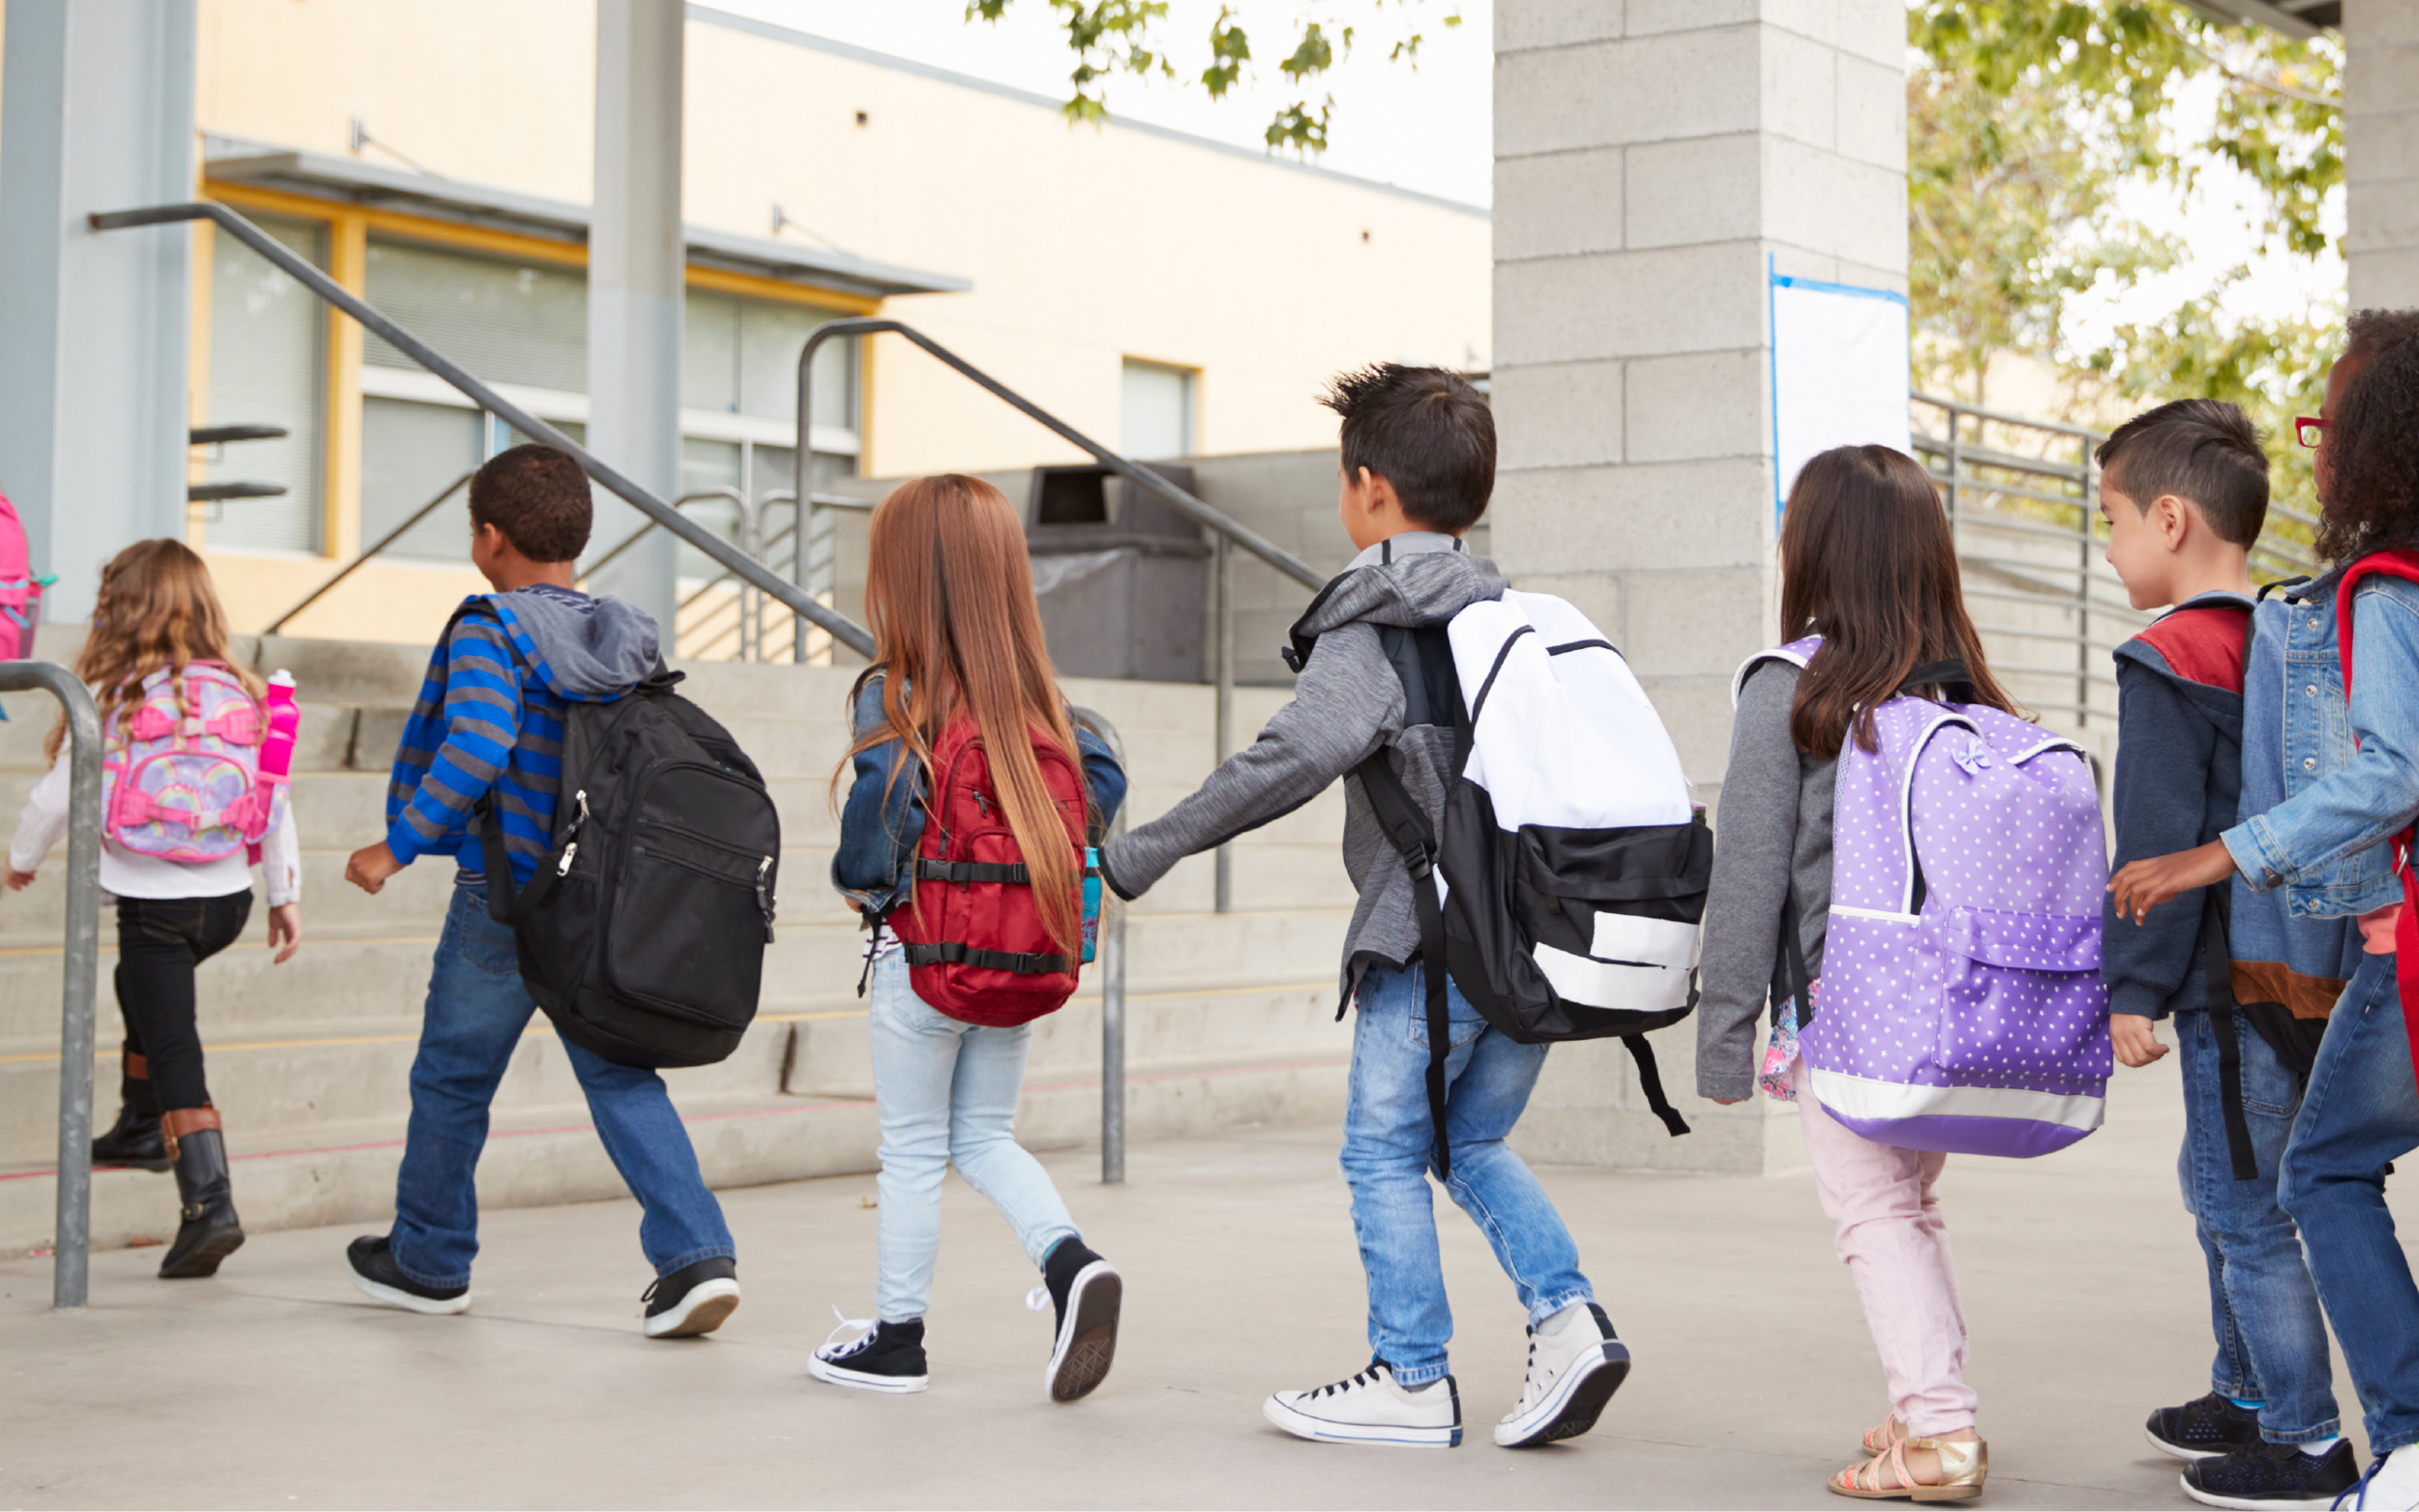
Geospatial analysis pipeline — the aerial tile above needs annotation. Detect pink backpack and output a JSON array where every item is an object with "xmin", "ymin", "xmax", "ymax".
[
  {"xmin": 0, "ymin": 488, "xmax": 48, "ymax": 660},
  {"xmin": 103, "ymin": 664, "xmax": 299, "ymax": 864}
]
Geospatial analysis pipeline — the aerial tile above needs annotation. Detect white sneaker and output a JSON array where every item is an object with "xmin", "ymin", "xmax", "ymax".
[
  {"xmin": 1263, "ymin": 1360, "xmax": 1462, "ymax": 1447},
  {"xmin": 2344, "ymin": 1445, "xmax": 2419, "ymax": 1510},
  {"xmin": 1494, "ymin": 1302, "xmax": 1631, "ymax": 1448}
]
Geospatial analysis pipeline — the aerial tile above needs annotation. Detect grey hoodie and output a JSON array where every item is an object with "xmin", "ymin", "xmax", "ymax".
[
  {"xmin": 497, "ymin": 581, "xmax": 662, "ymax": 697},
  {"xmin": 1099, "ymin": 535, "xmax": 1507, "ymax": 1004}
]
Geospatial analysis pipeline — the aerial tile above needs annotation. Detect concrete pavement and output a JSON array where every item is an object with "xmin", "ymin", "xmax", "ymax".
[{"xmin": 1, "ymin": 1061, "xmax": 2410, "ymax": 1509}]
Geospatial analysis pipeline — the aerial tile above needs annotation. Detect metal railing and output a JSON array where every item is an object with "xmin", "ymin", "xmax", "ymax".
[
  {"xmin": 4, "ymin": 665, "xmax": 104, "ymax": 1310},
  {"xmin": 1066, "ymin": 705, "xmax": 1128, "ymax": 1183},
  {"xmin": 799, "ymin": 318, "xmax": 1329, "ymax": 908},
  {"xmin": 1910, "ymin": 391, "xmax": 2320, "ymax": 729},
  {"xmin": 87, "ymin": 202, "xmax": 1150, "ymax": 1189},
  {"xmin": 262, "ymin": 471, "xmax": 473, "ymax": 636}
]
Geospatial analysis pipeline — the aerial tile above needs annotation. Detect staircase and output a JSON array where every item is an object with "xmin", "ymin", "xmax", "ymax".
[{"xmin": 0, "ymin": 631, "xmax": 1355, "ymax": 1254}]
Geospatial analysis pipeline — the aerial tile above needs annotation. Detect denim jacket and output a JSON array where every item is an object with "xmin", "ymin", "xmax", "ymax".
[
  {"xmin": 2224, "ymin": 570, "xmax": 2419, "ymax": 930},
  {"xmin": 829, "ymin": 671, "xmax": 1127, "ymax": 924}
]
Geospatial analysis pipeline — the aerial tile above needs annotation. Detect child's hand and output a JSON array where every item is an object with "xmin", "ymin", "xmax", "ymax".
[
  {"xmin": 2108, "ymin": 841, "xmax": 2237, "ymax": 924},
  {"xmin": 267, "ymin": 903, "xmax": 302, "ymax": 964},
  {"xmin": 2110, "ymin": 1014, "xmax": 2168, "ymax": 1068},
  {"xmin": 344, "ymin": 842, "xmax": 403, "ymax": 895},
  {"xmin": 3, "ymin": 868, "xmax": 31, "ymax": 892}
]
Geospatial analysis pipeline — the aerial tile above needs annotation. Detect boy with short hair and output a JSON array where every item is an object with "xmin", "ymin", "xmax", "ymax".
[
  {"xmin": 1097, "ymin": 364, "xmax": 1628, "ymax": 1451},
  {"xmin": 338, "ymin": 444, "xmax": 742, "ymax": 1338},
  {"xmin": 2097, "ymin": 400, "xmax": 2355, "ymax": 1505}
]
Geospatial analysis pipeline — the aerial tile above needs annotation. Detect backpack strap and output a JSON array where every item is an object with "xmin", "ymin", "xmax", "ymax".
[
  {"xmin": 1355, "ymin": 747, "xmax": 1456, "ymax": 1184},
  {"xmin": 2197, "ymin": 887, "xmax": 2261, "ymax": 1181}
]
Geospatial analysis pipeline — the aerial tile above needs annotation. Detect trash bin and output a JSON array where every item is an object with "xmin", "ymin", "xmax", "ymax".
[{"xmin": 1026, "ymin": 463, "xmax": 1210, "ymax": 683}]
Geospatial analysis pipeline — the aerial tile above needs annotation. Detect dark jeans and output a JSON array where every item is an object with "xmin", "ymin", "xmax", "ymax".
[
  {"xmin": 388, "ymin": 884, "xmax": 734, "ymax": 1288},
  {"xmin": 114, "ymin": 891, "xmax": 253, "ymax": 1112}
]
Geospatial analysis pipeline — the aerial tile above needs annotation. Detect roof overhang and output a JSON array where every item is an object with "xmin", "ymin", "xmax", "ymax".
[
  {"xmin": 200, "ymin": 134, "xmax": 971, "ymax": 300},
  {"xmin": 2177, "ymin": 0, "xmax": 2339, "ymax": 38}
]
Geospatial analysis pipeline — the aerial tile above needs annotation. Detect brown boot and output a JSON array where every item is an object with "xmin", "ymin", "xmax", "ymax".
[
  {"xmin": 92, "ymin": 1052, "xmax": 169, "ymax": 1171},
  {"xmin": 158, "ymin": 1107, "xmax": 244, "ymax": 1279}
]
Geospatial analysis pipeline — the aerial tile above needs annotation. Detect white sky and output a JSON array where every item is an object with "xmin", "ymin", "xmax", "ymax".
[
  {"xmin": 706, "ymin": 0, "xmax": 1498, "ymax": 207},
  {"xmin": 706, "ymin": 4, "xmax": 2342, "ymax": 345}
]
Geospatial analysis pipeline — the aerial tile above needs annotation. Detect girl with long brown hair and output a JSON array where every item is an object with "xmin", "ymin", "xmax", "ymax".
[
  {"xmin": 814, "ymin": 474, "xmax": 1129, "ymax": 1402},
  {"xmin": 6, "ymin": 539, "xmax": 303, "ymax": 1280},
  {"xmin": 1695, "ymin": 446, "xmax": 2017, "ymax": 1501}
]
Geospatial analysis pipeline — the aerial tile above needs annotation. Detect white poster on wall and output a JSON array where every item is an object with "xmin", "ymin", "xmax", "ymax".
[{"xmin": 1769, "ymin": 262, "xmax": 1912, "ymax": 519}]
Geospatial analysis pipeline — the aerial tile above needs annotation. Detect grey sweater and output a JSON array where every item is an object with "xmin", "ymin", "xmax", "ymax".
[
  {"xmin": 1694, "ymin": 660, "xmax": 1838, "ymax": 1101},
  {"xmin": 1099, "ymin": 537, "xmax": 1508, "ymax": 1004}
]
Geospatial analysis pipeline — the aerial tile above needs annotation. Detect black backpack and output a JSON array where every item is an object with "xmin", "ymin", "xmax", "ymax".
[{"xmin": 474, "ymin": 659, "xmax": 781, "ymax": 1070}]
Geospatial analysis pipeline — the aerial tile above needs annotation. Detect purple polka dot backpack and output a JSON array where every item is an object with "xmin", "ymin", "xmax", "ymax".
[{"xmin": 1739, "ymin": 636, "xmax": 2113, "ymax": 1158}]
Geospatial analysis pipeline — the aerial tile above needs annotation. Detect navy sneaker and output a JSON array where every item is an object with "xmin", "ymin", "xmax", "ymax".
[
  {"xmin": 2149, "ymin": 1392, "xmax": 2266, "ymax": 1461},
  {"xmin": 344, "ymin": 1235, "xmax": 470, "ymax": 1316},
  {"xmin": 2182, "ymin": 1438, "xmax": 2360, "ymax": 1509},
  {"xmin": 809, "ymin": 1317, "xmax": 929, "ymax": 1394}
]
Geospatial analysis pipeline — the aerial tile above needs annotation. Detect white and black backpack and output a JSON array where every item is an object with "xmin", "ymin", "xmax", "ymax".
[{"xmin": 1355, "ymin": 591, "xmax": 1710, "ymax": 1176}]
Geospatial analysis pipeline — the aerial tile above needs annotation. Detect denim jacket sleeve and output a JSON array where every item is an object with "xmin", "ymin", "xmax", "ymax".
[
  {"xmin": 2225, "ymin": 579, "xmax": 2419, "ymax": 894},
  {"xmin": 1077, "ymin": 726, "xmax": 1126, "ymax": 841},
  {"xmin": 830, "ymin": 673, "xmax": 923, "ymax": 923}
]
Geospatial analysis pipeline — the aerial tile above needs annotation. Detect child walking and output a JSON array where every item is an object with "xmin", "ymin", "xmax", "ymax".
[
  {"xmin": 2116, "ymin": 311, "xmax": 2419, "ymax": 1509},
  {"xmin": 813, "ymin": 473, "xmax": 1128, "ymax": 1401},
  {"xmin": 2093, "ymin": 400, "xmax": 2359, "ymax": 1508},
  {"xmin": 1101, "ymin": 366, "xmax": 1630, "ymax": 1452},
  {"xmin": 1696, "ymin": 446, "xmax": 2013, "ymax": 1501},
  {"xmin": 7, "ymin": 539, "xmax": 303, "ymax": 1279},
  {"xmin": 341, "ymin": 444, "xmax": 742, "ymax": 1338}
]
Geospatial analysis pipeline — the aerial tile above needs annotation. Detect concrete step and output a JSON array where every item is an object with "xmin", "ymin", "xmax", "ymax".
[{"xmin": 0, "ymin": 1044, "xmax": 1349, "ymax": 1255}]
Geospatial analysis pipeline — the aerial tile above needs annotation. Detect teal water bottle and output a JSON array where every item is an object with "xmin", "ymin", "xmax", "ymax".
[{"xmin": 1081, "ymin": 846, "xmax": 1102, "ymax": 964}]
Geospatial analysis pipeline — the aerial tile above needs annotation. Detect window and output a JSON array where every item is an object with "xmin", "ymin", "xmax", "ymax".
[
  {"xmin": 205, "ymin": 214, "xmax": 327, "ymax": 552},
  {"xmin": 1120, "ymin": 359, "xmax": 1193, "ymax": 460},
  {"xmin": 363, "ymin": 239, "xmax": 587, "ymax": 392}
]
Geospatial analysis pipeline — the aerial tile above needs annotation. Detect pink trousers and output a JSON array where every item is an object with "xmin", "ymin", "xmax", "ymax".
[{"xmin": 1795, "ymin": 1059, "xmax": 1981, "ymax": 1437}]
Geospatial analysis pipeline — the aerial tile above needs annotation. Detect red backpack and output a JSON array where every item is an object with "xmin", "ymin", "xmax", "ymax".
[{"xmin": 890, "ymin": 714, "xmax": 1090, "ymax": 1026}]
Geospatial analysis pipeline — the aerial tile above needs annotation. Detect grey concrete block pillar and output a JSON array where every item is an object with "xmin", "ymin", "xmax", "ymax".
[
  {"xmin": 0, "ymin": 0, "xmax": 198, "ymax": 622},
  {"xmin": 2347, "ymin": 0, "xmax": 2419, "ymax": 308},
  {"xmin": 1491, "ymin": 1, "xmax": 1907, "ymax": 1173},
  {"xmin": 584, "ymin": 0, "xmax": 685, "ymax": 635}
]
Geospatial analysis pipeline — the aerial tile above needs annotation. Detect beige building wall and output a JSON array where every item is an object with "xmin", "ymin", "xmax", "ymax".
[{"xmin": 177, "ymin": 0, "xmax": 1490, "ymax": 643}]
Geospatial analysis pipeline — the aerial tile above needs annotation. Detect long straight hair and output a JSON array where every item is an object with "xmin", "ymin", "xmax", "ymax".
[
  {"xmin": 49, "ymin": 539, "xmax": 261, "ymax": 762},
  {"xmin": 1778, "ymin": 445, "xmax": 2020, "ymax": 758},
  {"xmin": 838, "ymin": 474, "xmax": 1085, "ymax": 953}
]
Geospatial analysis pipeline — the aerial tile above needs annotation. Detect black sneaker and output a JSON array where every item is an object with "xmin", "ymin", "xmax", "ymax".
[
  {"xmin": 642, "ymin": 1257, "xmax": 740, "ymax": 1339},
  {"xmin": 2150, "ymin": 1392, "xmax": 2266, "ymax": 1461},
  {"xmin": 344, "ymin": 1234, "xmax": 470, "ymax": 1316},
  {"xmin": 1033, "ymin": 1237, "xmax": 1120, "ymax": 1402},
  {"xmin": 2183, "ymin": 1438, "xmax": 2360, "ymax": 1509},
  {"xmin": 809, "ymin": 1316, "xmax": 929, "ymax": 1394}
]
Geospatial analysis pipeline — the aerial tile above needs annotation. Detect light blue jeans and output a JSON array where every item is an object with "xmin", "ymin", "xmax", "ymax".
[
  {"xmin": 1342, "ymin": 962, "xmax": 1594, "ymax": 1386},
  {"xmin": 869, "ymin": 951, "xmax": 1078, "ymax": 1323}
]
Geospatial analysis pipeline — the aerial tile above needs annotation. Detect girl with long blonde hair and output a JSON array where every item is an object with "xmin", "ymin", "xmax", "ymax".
[
  {"xmin": 7, "ymin": 539, "xmax": 303, "ymax": 1280},
  {"xmin": 814, "ymin": 474, "xmax": 1129, "ymax": 1402}
]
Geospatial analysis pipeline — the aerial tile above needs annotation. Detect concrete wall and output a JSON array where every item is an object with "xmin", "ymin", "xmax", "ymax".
[
  {"xmin": 2347, "ymin": 0, "xmax": 2419, "ymax": 307},
  {"xmin": 1489, "ymin": 0, "xmax": 1908, "ymax": 1173}
]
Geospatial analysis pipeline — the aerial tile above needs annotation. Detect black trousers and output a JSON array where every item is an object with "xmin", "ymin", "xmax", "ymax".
[{"xmin": 114, "ymin": 891, "xmax": 252, "ymax": 1112}]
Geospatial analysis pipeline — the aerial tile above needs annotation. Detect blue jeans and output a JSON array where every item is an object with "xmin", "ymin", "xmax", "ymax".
[
  {"xmin": 869, "ymin": 952, "xmax": 1078, "ymax": 1323},
  {"xmin": 1342, "ymin": 962, "xmax": 1593, "ymax": 1386},
  {"xmin": 2281, "ymin": 953, "xmax": 2419, "ymax": 1455},
  {"xmin": 2174, "ymin": 1008, "xmax": 2339, "ymax": 1441},
  {"xmin": 388, "ymin": 883, "xmax": 734, "ymax": 1289}
]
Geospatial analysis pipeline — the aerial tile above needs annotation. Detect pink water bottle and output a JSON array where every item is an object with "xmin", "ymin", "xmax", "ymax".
[{"xmin": 247, "ymin": 670, "xmax": 299, "ymax": 865}]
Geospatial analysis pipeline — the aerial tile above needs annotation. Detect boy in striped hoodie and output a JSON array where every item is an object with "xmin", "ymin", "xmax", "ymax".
[{"xmin": 338, "ymin": 445, "xmax": 741, "ymax": 1339}]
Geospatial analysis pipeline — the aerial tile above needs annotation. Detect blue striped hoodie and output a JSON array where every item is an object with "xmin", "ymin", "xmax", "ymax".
[{"xmin": 384, "ymin": 585, "xmax": 661, "ymax": 886}]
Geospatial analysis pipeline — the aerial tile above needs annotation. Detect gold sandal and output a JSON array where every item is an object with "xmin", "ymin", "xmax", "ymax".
[
  {"xmin": 1862, "ymin": 1415, "xmax": 1908, "ymax": 1457},
  {"xmin": 1829, "ymin": 1437, "xmax": 1987, "ymax": 1502}
]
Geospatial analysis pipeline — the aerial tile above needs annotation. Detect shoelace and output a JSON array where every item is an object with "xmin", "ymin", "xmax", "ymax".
[
  {"xmin": 1307, "ymin": 1366, "xmax": 1383, "ymax": 1400},
  {"xmin": 820, "ymin": 1304, "xmax": 877, "ymax": 1359},
  {"xmin": 1026, "ymin": 1285, "xmax": 1052, "ymax": 1316},
  {"xmin": 2335, "ymin": 1457, "xmax": 2387, "ymax": 1510}
]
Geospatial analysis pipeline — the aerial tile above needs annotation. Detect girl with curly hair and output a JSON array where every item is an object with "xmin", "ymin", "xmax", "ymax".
[{"xmin": 2112, "ymin": 311, "xmax": 2419, "ymax": 1506}]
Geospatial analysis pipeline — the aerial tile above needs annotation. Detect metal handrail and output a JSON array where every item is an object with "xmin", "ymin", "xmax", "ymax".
[
  {"xmin": 90, "ymin": 201, "xmax": 877, "ymax": 659},
  {"xmin": 794, "ymin": 317, "xmax": 1324, "ymax": 665},
  {"xmin": 263, "ymin": 471, "xmax": 474, "ymax": 636},
  {"xmin": 4, "ymin": 665, "xmax": 104, "ymax": 1308},
  {"xmin": 581, "ymin": 489, "xmax": 754, "ymax": 582},
  {"xmin": 1065, "ymin": 704, "xmax": 1127, "ymax": 1184}
]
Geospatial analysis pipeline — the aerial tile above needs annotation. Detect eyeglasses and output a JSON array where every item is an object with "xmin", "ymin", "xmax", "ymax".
[{"xmin": 2295, "ymin": 416, "xmax": 2329, "ymax": 449}]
